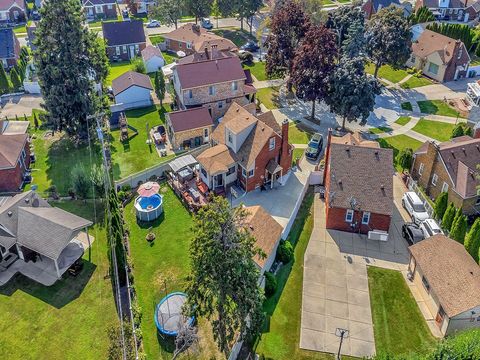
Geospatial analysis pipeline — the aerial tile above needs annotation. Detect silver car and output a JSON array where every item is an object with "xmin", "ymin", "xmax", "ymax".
[{"xmin": 419, "ymin": 218, "xmax": 443, "ymax": 238}]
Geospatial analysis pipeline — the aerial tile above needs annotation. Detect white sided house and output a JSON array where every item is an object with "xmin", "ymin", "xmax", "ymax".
[
  {"xmin": 141, "ymin": 45, "xmax": 165, "ymax": 73},
  {"xmin": 112, "ymin": 71, "xmax": 153, "ymax": 110}
]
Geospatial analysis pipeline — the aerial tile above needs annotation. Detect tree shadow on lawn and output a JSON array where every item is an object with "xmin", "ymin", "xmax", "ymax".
[
  {"xmin": 417, "ymin": 101, "xmax": 439, "ymax": 114},
  {"xmin": 0, "ymin": 260, "xmax": 97, "ymax": 309}
]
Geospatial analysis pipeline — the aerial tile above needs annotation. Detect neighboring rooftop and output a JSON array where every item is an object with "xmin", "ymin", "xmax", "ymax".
[
  {"xmin": 330, "ymin": 131, "xmax": 380, "ymax": 148},
  {"xmin": 0, "ymin": 120, "xmax": 29, "ymax": 135},
  {"xmin": 141, "ymin": 45, "xmax": 163, "ymax": 61},
  {"xmin": 112, "ymin": 71, "xmax": 153, "ymax": 96},
  {"xmin": 412, "ymin": 29, "xmax": 470, "ymax": 65},
  {"xmin": 102, "ymin": 20, "xmax": 146, "ymax": 46},
  {"xmin": 82, "ymin": 0, "xmax": 116, "ymax": 5},
  {"xmin": 0, "ymin": 0, "xmax": 25, "ymax": 10},
  {"xmin": 409, "ymin": 234, "xmax": 480, "ymax": 317},
  {"xmin": 0, "ymin": 28, "xmax": 16, "ymax": 59},
  {"xmin": 167, "ymin": 107, "xmax": 213, "ymax": 133},
  {"xmin": 0, "ymin": 134, "xmax": 28, "ymax": 169}
]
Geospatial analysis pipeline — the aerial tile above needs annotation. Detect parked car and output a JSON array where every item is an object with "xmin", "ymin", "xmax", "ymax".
[
  {"xmin": 402, "ymin": 222, "xmax": 425, "ymax": 245},
  {"xmin": 419, "ymin": 218, "xmax": 443, "ymax": 238},
  {"xmin": 31, "ymin": 11, "xmax": 41, "ymax": 20},
  {"xmin": 240, "ymin": 41, "xmax": 260, "ymax": 52},
  {"xmin": 201, "ymin": 18, "xmax": 213, "ymax": 29},
  {"xmin": 402, "ymin": 191, "xmax": 429, "ymax": 224},
  {"xmin": 146, "ymin": 20, "xmax": 161, "ymax": 28},
  {"xmin": 305, "ymin": 133, "xmax": 323, "ymax": 160}
]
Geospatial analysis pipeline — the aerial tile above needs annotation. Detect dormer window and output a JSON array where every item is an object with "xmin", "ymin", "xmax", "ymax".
[
  {"xmin": 209, "ymin": 85, "xmax": 215, "ymax": 95},
  {"xmin": 269, "ymin": 137, "xmax": 275, "ymax": 151},
  {"xmin": 231, "ymin": 81, "xmax": 238, "ymax": 91}
]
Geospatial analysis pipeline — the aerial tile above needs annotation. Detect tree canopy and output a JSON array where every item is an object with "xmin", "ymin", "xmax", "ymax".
[
  {"xmin": 184, "ymin": 0, "xmax": 213, "ymax": 23},
  {"xmin": 326, "ymin": 2, "xmax": 365, "ymax": 49},
  {"xmin": 464, "ymin": 217, "xmax": 480, "ymax": 262},
  {"xmin": 150, "ymin": 0, "xmax": 183, "ymax": 29},
  {"xmin": 433, "ymin": 191, "xmax": 448, "ymax": 220}
]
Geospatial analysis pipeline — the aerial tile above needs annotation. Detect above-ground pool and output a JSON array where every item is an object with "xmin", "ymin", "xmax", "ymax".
[
  {"xmin": 154, "ymin": 292, "xmax": 194, "ymax": 336},
  {"xmin": 134, "ymin": 193, "xmax": 163, "ymax": 221}
]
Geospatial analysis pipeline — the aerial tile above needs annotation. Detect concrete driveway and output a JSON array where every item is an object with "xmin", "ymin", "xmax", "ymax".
[
  {"xmin": 0, "ymin": 94, "xmax": 43, "ymax": 118},
  {"xmin": 300, "ymin": 175, "xmax": 411, "ymax": 358}
]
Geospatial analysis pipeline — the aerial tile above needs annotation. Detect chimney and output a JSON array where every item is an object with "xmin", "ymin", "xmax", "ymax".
[
  {"xmin": 204, "ymin": 47, "xmax": 209, "ymax": 60},
  {"xmin": 279, "ymin": 119, "xmax": 291, "ymax": 172}
]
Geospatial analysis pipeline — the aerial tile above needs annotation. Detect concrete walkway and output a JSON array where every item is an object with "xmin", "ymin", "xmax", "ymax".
[{"xmin": 252, "ymin": 78, "xmax": 286, "ymax": 89}]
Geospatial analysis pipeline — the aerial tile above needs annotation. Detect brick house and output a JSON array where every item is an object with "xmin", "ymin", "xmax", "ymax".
[
  {"xmin": 415, "ymin": 0, "xmax": 480, "ymax": 22},
  {"xmin": 196, "ymin": 102, "xmax": 293, "ymax": 193},
  {"xmin": 82, "ymin": 0, "xmax": 117, "ymax": 21},
  {"xmin": 102, "ymin": 20, "xmax": 146, "ymax": 61},
  {"xmin": 135, "ymin": 0, "xmax": 154, "ymax": 14},
  {"xmin": 410, "ymin": 136, "xmax": 480, "ymax": 215},
  {"xmin": 163, "ymin": 23, "xmax": 237, "ymax": 56},
  {"xmin": 0, "ymin": 133, "xmax": 31, "ymax": 192},
  {"xmin": 323, "ymin": 132, "xmax": 394, "ymax": 234},
  {"xmin": 406, "ymin": 29, "xmax": 470, "ymax": 82},
  {"xmin": 0, "ymin": 0, "xmax": 26, "ymax": 24},
  {"xmin": 166, "ymin": 107, "xmax": 213, "ymax": 150},
  {"xmin": 362, "ymin": 0, "xmax": 402, "ymax": 19},
  {"xmin": 408, "ymin": 234, "xmax": 480, "ymax": 336},
  {"xmin": 0, "ymin": 28, "xmax": 20, "ymax": 69},
  {"xmin": 172, "ymin": 54, "xmax": 256, "ymax": 120}
]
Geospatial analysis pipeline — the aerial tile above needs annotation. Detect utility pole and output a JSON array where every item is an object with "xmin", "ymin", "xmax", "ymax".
[{"xmin": 335, "ymin": 328, "xmax": 349, "ymax": 360}]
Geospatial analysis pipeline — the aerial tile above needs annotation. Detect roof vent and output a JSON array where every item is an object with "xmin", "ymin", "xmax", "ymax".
[
  {"xmin": 32, "ymin": 198, "xmax": 40, "ymax": 207},
  {"xmin": 7, "ymin": 211, "xmax": 12, "ymax": 217},
  {"xmin": 249, "ymin": 225, "xmax": 254, "ymax": 231},
  {"xmin": 24, "ymin": 198, "xmax": 29, "ymax": 203},
  {"xmin": 381, "ymin": 184, "xmax": 384, "ymax": 189},
  {"xmin": 451, "ymin": 151, "xmax": 455, "ymax": 158}
]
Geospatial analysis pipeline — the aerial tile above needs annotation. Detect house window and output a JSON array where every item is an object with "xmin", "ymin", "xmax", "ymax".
[
  {"xmin": 241, "ymin": 167, "xmax": 246, "ymax": 177},
  {"xmin": 422, "ymin": 276, "xmax": 430, "ymax": 292},
  {"xmin": 428, "ymin": 62, "xmax": 439, "ymax": 75},
  {"xmin": 204, "ymin": 128, "xmax": 208, "ymax": 137},
  {"xmin": 362, "ymin": 212, "xmax": 370, "ymax": 225},
  {"xmin": 186, "ymin": 43, "xmax": 192, "ymax": 49},
  {"xmin": 187, "ymin": 89, "xmax": 192, "ymax": 98},
  {"xmin": 218, "ymin": 101, "xmax": 223, "ymax": 109},
  {"xmin": 248, "ymin": 169, "xmax": 254, "ymax": 178},
  {"xmin": 209, "ymin": 85, "xmax": 215, "ymax": 95},
  {"xmin": 228, "ymin": 132, "xmax": 233, "ymax": 144},
  {"xmin": 226, "ymin": 166, "xmax": 235, "ymax": 176},
  {"xmin": 115, "ymin": 46, "xmax": 120, "ymax": 55},
  {"xmin": 345, "ymin": 209, "xmax": 354, "ymax": 223},
  {"xmin": 231, "ymin": 81, "xmax": 238, "ymax": 91},
  {"xmin": 122, "ymin": 45, "xmax": 127, "ymax": 53},
  {"xmin": 441, "ymin": 182, "xmax": 449, "ymax": 193},
  {"xmin": 269, "ymin": 137, "xmax": 275, "ymax": 151},
  {"xmin": 201, "ymin": 167, "xmax": 207, "ymax": 178},
  {"xmin": 95, "ymin": 5, "xmax": 103, "ymax": 13},
  {"xmin": 431, "ymin": 173, "xmax": 438, "ymax": 186},
  {"xmin": 418, "ymin": 162, "xmax": 424, "ymax": 175},
  {"xmin": 107, "ymin": 4, "xmax": 112, "ymax": 9},
  {"xmin": 135, "ymin": 44, "xmax": 139, "ymax": 53}
]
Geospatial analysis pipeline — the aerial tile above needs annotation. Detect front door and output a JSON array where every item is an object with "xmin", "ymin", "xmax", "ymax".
[
  {"xmin": 129, "ymin": 45, "xmax": 135, "ymax": 59},
  {"xmin": 215, "ymin": 174, "xmax": 223, "ymax": 188}
]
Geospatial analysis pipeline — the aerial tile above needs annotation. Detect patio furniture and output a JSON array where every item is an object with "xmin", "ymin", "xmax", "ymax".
[
  {"xmin": 196, "ymin": 181, "xmax": 209, "ymax": 195},
  {"xmin": 189, "ymin": 187, "xmax": 201, "ymax": 202},
  {"xmin": 153, "ymin": 132, "xmax": 162, "ymax": 145},
  {"xmin": 178, "ymin": 167, "xmax": 193, "ymax": 183}
]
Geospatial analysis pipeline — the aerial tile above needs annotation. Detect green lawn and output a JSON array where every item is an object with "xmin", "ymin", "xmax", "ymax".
[
  {"xmin": 257, "ymin": 191, "xmax": 340, "ymax": 360},
  {"xmin": 365, "ymin": 64, "xmax": 409, "ymax": 84},
  {"xmin": 417, "ymin": 100, "xmax": 461, "ymax": 118},
  {"xmin": 411, "ymin": 119, "xmax": 454, "ymax": 142},
  {"xmin": 106, "ymin": 61, "xmax": 133, "ymax": 86},
  {"xmin": 289, "ymin": 122, "xmax": 314, "ymax": 144},
  {"xmin": 368, "ymin": 267, "xmax": 437, "ymax": 356},
  {"xmin": 149, "ymin": 35, "xmax": 165, "ymax": 45},
  {"xmin": 257, "ymin": 86, "xmax": 280, "ymax": 110},
  {"xmin": 395, "ymin": 116, "xmax": 412, "ymax": 126},
  {"xmin": 243, "ymin": 61, "xmax": 275, "ymax": 82},
  {"xmin": 161, "ymin": 51, "xmax": 179, "ymax": 65},
  {"xmin": 370, "ymin": 126, "xmax": 393, "ymax": 135},
  {"xmin": 125, "ymin": 187, "xmax": 221, "ymax": 359},
  {"xmin": 292, "ymin": 147, "xmax": 305, "ymax": 166},
  {"xmin": 401, "ymin": 102, "xmax": 413, "ymax": 111},
  {"xmin": 400, "ymin": 75, "xmax": 434, "ymax": 89},
  {"xmin": 110, "ymin": 105, "xmax": 175, "ymax": 180},
  {"xmin": 0, "ymin": 200, "xmax": 117, "ymax": 359},
  {"xmin": 212, "ymin": 28, "xmax": 255, "ymax": 47},
  {"xmin": 377, "ymin": 135, "xmax": 423, "ymax": 172},
  {"xmin": 13, "ymin": 24, "xmax": 27, "ymax": 34}
]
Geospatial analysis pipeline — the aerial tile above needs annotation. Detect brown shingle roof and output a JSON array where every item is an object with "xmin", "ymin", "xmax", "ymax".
[
  {"xmin": 257, "ymin": 111, "xmax": 281, "ymax": 134},
  {"xmin": 412, "ymin": 29, "xmax": 470, "ymax": 65},
  {"xmin": 330, "ymin": 132, "xmax": 380, "ymax": 148},
  {"xmin": 141, "ymin": 45, "xmax": 162, "ymax": 61},
  {"xmin": 197, "ymin": 144, "xmax": 236, "ymax": 175},
  {"xmin": 409, "ymin": 234, "xmax": 480, "ymax": 317},
  {"xmin": 112, "ymin": 71, "xmax": 153, "ymax": 96},
  {"xmin": 0, "ymin": 133, "xmax": 27, "ymax": 168},
  {"xmin": 166, "ymin": 107, "xmax": 213, "ymax": 133},
  {"xmin": 327, "ymin": 141, "xmax": 394, "ymax": 216},
  {"xmin": 175, "ymin": 56, "xmax": 246, "ymax": 89},
  {"xmin": 244, "ymin": 205, "xmax": 283, "ymax": 269}
]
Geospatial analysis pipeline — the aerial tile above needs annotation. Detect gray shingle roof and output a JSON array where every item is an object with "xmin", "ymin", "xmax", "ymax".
[
  {"xmin": 0, "ymin": 28, "xmax": 16, "ymax": 59},
  {"xmin": 102, "ymin": 20, "xmax": 145, "ymax": 47}
]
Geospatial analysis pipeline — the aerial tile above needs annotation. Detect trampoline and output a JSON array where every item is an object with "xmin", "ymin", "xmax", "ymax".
[{"xmin": 154, "ymin": 292, "xmax": 194, "ymax": 336}]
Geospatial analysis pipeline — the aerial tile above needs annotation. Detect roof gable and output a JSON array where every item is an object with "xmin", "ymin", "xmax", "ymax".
[{"xmin": 112, "ymin": 71, "xmax": 153, "ymax": 96}]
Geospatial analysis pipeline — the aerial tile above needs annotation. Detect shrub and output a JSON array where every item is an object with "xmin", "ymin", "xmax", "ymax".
[
  {"xmin": 264, "ymin": 272, "xmax": 277, "ymax": 297},
  {"xmin": 239, "ymin": 51, "xmax": 254, "ymax": 64},
  {"xmin": 464, "ymin": 218, "xmax": 480, "ymax": 262},
  {"xmin": 433, "ymin": 191, "xmax": 448, "ymax": 220},
  {"xmin": 117, "ymin": 190, "xmax": 126, "ymax": 201},
  {"xmin": 130, "ymin": 57, "xmax": 146, "ymax": 74},
  {"xmin": 450, "ymin": 211, "xmax": 467, "ymax": 244},
  {"xmin": 452, "ymin": 123, "xmax": 465, "ymax": 138},
  {"xmin": 121, "ymin": 184, "xmax": 132, "ymax": 192},
  {"xmin": 131, "ymin": 300, "xmax": 142, "ymax": 327},
  {"xmin": 71, "ymin": 164, "xmax": 90, "ymax": 200},
  {"xmin": 442, "ymin": 203, "xmax": 456, "ymax": 232},
  {"xmin": 276, "ymin": 241, "xmax": 294, "ymax": 263},
  {"xmin": 398, "ymin": 148, "xmax": 413, "ymax": 172}
]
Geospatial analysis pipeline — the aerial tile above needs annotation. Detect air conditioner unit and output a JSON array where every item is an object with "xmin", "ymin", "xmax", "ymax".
[{"xmin": 368, "ymin": 230, "xmax": 389, "ymax": 242}]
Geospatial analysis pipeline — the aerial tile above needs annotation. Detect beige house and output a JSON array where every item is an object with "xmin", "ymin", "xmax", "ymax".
[
  {"xmin": 408, "ymin": 234, "xmax": 480, "ymax": 336},
  {"xmin": 165, "ymin": 107, "xmax": 213, "ymax": 150},
  {"xmin": 406, "ymin": 29, "xmax": 470, "ymax": 82}
]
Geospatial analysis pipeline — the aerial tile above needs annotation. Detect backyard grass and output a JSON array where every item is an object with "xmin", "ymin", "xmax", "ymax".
[
  {"xmin": 289, "ymin": 121, "xmax": 314, "ymax": 144},
  {"xmin": 149, "ymin": 35, "xmax": 165, "ymax": 45},
  {"xmin": 400, "ymin": 75, "xmax": 434, "ymax": 89},
  {"xmin": 212, "ymin": 28, "xmax": 255, "ymax": 47},
  {"xmin": 125, "ymin": 186, "xmax": 221, "ymax": 359},
  {"xmin": 0, "ymin": 200, "xmax": 117, "ymax": 360},
  {"xmin": 365, "ymin": 64, "xmax": 409, "ymax": 84},
  {"xmin": 401, "ymin": 102, "xmax": 413, "ymax": 111},
  {"xmin": 369, "ymin": 126, "xmax": 393, "ymax": 135},
  {"xmin": 161, "ymin": 51, "xmax": 179, "ymax": 65},
  {"xmin": 377, "ymin": 135, "xmax": 423, "ymax": 172},
  {"xmin": 292, "ymin": 147, "xmax": 305, "ymax": 166},
  {"xmin": 411, "ymin": 119, "xmax": 454, "ymax": 142},
  {"xmin": 368, "ymin": 267, "xmax": 437, "ymax": 356},
  {"xmin": 395, "ymin": 116, "xmax": 412, "ymax": 126},
  {"xmin": 243, "ymin": 61, "xmax": 275, "ymax": 81},
  {"xmin": 417, "ymin": 100, "xmax": 462, "ymax": 118},
  {"xmin": 13, "ymin": 24, "xmax": 27, "ymax": 34},
  {"xmin": 257, "ymin": 86, "xmax": 280, "ymax": 110},
  {"xmin": 110, "ymin": 105, "xmax": 175, "ymax": 180},
  {"xmin": 106, "ymin": 61, "xmax": 133, "ymax": 86}
]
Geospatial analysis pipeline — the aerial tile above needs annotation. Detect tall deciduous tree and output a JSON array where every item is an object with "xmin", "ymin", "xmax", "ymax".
[
  {"xmin": 150, "ymin": 0, "xmax": 183, "ymax": 29},
  {"xmin": 291, "ymin": 25, "xmax": 338, "ymax": 120},
  {"xmin": 34, "ymin": 0, "xmax": 104, "ymax": 138},
  {"xmin": 265, "ymin": 0, "xmax": 310, "ymax": 88},
  {"xmin": 327, "ymin": 57, "xmax": 380, "ymax": 130},
  {"xmin": 185, "ymin": 196, "xmax": 264, "ymax": 357},
  {"xmin": 184, "ymin": 0, "xmax": 213, "ymax": 24},
  {"xmin": 434, "ymin": 191, "xmax": 448, "ymax": 221},
  {"xmin": 126, "ymin": 0, "xmax": 137, "ymax": 15},
  {"xmin": 236, "ymin": 0, "xmax": 263, "ymax": 33},
  {"xmin": 442, "ymin": 202, "xmax": 456, "ymax": 232},
  {"xmin": 464, "ymin": 217, "xmax": 480, "ymax": 262},
  {"xmin": 365, "ymin": 7, "xmax": 412, "ymax": 78}
]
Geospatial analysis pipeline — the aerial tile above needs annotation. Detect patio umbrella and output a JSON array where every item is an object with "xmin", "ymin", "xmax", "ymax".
[{"xmin": 137, "ymin": 182, "xmax": 160, "ymax": 197}]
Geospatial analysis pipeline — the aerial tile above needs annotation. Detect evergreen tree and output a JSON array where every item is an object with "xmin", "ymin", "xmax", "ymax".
[
  {"xmin": 442, "ymin": 203, "xmax": 456, "ymax": 232},
  {"xmin": 185, "ymin": 197, "xmax": 264, "ymax": 357},
  {"xmin": 154, "ymin": 70, "xmax": 166, "ymax": 107},
  {"xmin": 326, "ymin": 3, "xmax": 365, "ymax": 49},
  {"xmin": 34, "ymin": 0, "xmax": 103, "ymax": 139},
  {"xmin": 0, "ymin": 66, "xmax": 9, "ymax": 94},
  {"xmin": 434, "ymin": 191, "xmax": 448, "ymax": 221},
  {"xmin": 464, "ymin": 218, "xmax": 480, "ymax": 261},
  {"xmin": 450, "ymin": 212, "xmax": 467, "ymax": 243},
  {"xmin": 398, "ymin": 148, "xmax": 413, "ymax": 172},
  {"xmin": 342, "ymin": 19, "xmax": 365, "ymax": 58},
  {"xmin": 71, "ymin": 164, "xmax": 90, "ymax": 201},
  {"xmin": 10, "ymin": 67, "xmax": 21, "ymax": 91},
  {"xmin": 409, "ymin": 6, "xmax": 435, "ymax": 25},
  {"xmin": 451, "ymin": 123, "xmax": 465, "ymax": 138},
  {"xmin": 33, "ymin": 112, "xmax": 39, "ymax": 129}
]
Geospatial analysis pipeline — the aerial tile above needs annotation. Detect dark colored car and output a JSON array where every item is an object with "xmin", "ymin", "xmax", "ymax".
[
  {"xmin": 402, "ymin": 222, "xmax": 424, "ymax": 245},
  {"xmin": 241, "ymin": 41, "xmax": 260, "ymax": 52},
  {"xmin": 305, "ymin": 133, "xmax": 323, "ymax": 160}
]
